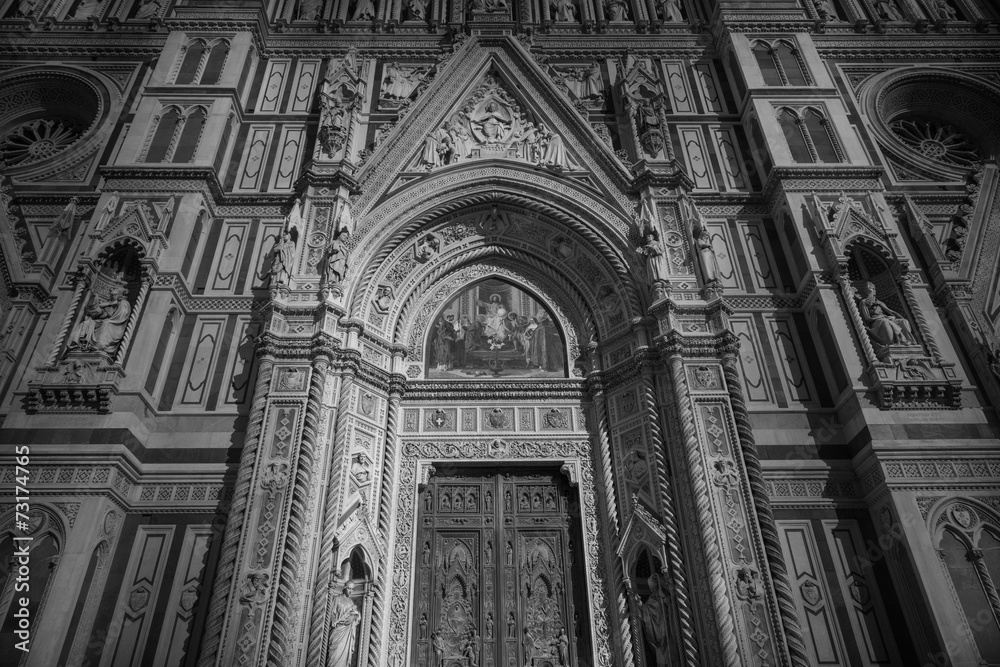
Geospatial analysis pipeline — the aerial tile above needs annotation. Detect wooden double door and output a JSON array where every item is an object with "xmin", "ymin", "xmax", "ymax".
[{"xmin": 411, "ymin": 467, "xmax": 591, "ymax": 667}]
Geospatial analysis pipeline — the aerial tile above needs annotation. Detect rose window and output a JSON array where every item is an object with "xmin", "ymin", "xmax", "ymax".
[
  {"xmin": 888, "ymin": 118, "xmax": 980, "ymax": 168},
  {"xmin": 0, "ymin": 118, "xmax": 84, "ymax": 166}
]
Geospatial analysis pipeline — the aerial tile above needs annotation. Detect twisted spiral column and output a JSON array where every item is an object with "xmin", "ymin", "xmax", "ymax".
[
  {"xmin": 837, "ymin": 274, "xmax": 879, "ymax": 365},
  {"xmin": 113, "ymin": 278, "xmax": 151, "ymax": 367},
  {"xmin": 306, "ymin": 360, "xmax": 356, "ymax": 667},
  {"xmin": 590, "ymin": 382, "xmax": 635, "ymax": 667},
  {"xmin": 197, "ymin": 359, "xmax": 274, "ymax": 667},
  {"xmin": 639, "ymin": 365, "xmax": 700, "ymax": 667},
  {"xmin": 899, "ymin": 276, "xmax": 944, "ymax": 362},
  {"xmin": 366, "ymin": 379, "xmax": 404, "ymax": 667},
  {"xmin": 969, "ymin": 549, "xmax": 1000, "ymax": 626},
  {"xmin": 268, "ymin": 358, "xmax": 328, "ymax": 665},
  {"xmin": 46, "ymin": 277, "xmax": 87, "ymax": 365},
  {"xmin": 667, "ymin": 354, "xmax": 740, "ymax": 667},
  {"xmin": 722, "ymin": 353, "xmax": 809, "ymax": 667}
]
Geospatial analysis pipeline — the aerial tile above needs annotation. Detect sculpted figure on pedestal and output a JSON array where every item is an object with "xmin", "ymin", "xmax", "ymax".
[
  {"xmin": 323, "ymin": 234, "xmax": 348, "ymax": 286},
  {"xmin": 638, "ymin": 573, "xmax": 672, "ymax": 666},
  {"xmin": 298, "ymin": 0, "xmax": 322, "ymax": 20},
  {"xmin": 551, "ymin": 0, "xmax": 576, "ymax": 21},
  {"xmin": 814, "ymin": 0, "xmax": 838, "ymax": 20},
  {"xmin": 270, "ymin": 230, "xmax": 296, "ymax": 287},
  {"xmin": 657, "ymin": 0, "xmax": 683, "ymax": 21},
  {"xmin": 876, "ymin": 0, "xmax": 904, "ymax": 20},
  {"xmin": 327, "ymin": 580, "xmax": 361, "ymax": 667}
]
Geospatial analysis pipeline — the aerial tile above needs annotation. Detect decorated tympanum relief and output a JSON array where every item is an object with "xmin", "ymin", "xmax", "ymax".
[
  {"xmin": 426, "ymin": 278, "xmax": 566, "ymax": 379},
  {"xmin": 414, "ymin": 74, "xmax": 577, "ymax": 172}
]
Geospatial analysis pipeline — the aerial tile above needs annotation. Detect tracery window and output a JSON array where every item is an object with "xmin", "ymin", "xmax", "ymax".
[
  {"xmin": 776, "ymin": 106, "xmax": 844, "ymax": 164},
  {"xmin": 935, "ymin": 504, "xmax": 1000, "ymax": 662},
  {"xmin": 752, "ymin": 40, "xmax": 811, "ymax": 86},
  {"xmin": 143, "ymin": 105, "xmax": 209, "ymax": 163},
  {"xmin": 173, "ymin": 39, "xmax": 230, "ymax": 85}
]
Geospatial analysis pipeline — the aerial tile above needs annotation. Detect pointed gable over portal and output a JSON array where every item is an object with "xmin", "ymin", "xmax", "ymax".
[{"xmin": 354, "ymin": 35, "xmax": 635, "ymax": 224}]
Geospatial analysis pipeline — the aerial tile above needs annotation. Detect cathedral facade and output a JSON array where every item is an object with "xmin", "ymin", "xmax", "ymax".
[{"xmin": 2, "ymin": 0, "xmax": 1000, "ymax": 665}]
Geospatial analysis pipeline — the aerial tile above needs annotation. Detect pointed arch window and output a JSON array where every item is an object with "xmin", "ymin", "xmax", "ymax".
[
  {"xmin": 144, "ymin": 106, "xmax": 209, "ymax": 163},
  {"xmin": 752, "ymin": 40, "xmax": 812, "ymax": 86},
  {"xmin": 776, "ymin": 106, "xmax": 844, "ymax": 164},
  {"xmin": 173, "ymin": 39, "xmax": 230, "ymax": 85},
  {"xmin": 935, "ymin": 505, "xmax": 1000, "ymax": 662}
]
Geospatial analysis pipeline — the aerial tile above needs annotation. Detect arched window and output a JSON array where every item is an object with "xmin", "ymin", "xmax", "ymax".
[
  {"xmin": 776, "ymin": 106, "xmax": 843, "ymax": 163},
  {"xmin": 753, "ymin": 43, "xmax": 784, "ymax": 87},
  {"xmin": 144, "ymin": 106, "xmax": 208, "ymax": 163},
  {"xmin": 753, "ymin": 40, "xmax": 811, "ymax": 86},
  {"xmin": 0, "ymin": 508, "xmax": 64, "ymax": 667},
  {"xmin": 174, "ymin": 39, "xmax": 230, "ymax": 85},
  {"xmin": 778, "ymin": 108, "xmax": 813, "ymax": 163},
  {"xmin": 174, "ymin": 41, "xmax": 206, "ymax": 85},
  {"xmin": 200, "ymin": 41, "xmax": 229, "ymax": 85},
  {"xmin": 145, "ymin": 106, "xmax": 180, "ymax": 163},
  {"xmin": 172, "ymin": 107, "xmax": 206, "ymax": 163},
  {"xmin": 937, "ymin": 509, "xmax": 1000, "ymax": 662},
  {"xmin": 803, "ymin": 107, "xmax": 841, "ymax": 162}
]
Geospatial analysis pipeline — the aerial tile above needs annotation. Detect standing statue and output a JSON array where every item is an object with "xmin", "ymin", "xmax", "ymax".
[
  {"xmin": 637, "ymin": 212, "xmax": 666, "ymax": 283},
  {"xmin": 70, "ymin": 0, "xmax": 101, "ymax": 19},
  {"xmin": 132, "ymin": 0, "xmax": 162, "ymax": 19},
  {"xmin": 930, "ymin": 0, "xmax": 957, "ymax": 20},
  {"xmin": 324, "ymin": 234, "xmax": 348, "ymax": 286},
  {"xmin": 350, "ymin": 0, "xmax": 376, "ymax": 20},
  {"xmin": 327, "ymin": 580, "xmax": 361, "ymax": 667},
  {"xmin": 96, "ymin": 193, "xmax": 119, "ymax": 231},
  {"xmin": 270, "ymin": 230, "xmax": 296, "ymax": 287},
  {"xmin": 692, "ymin": 215, "xmax": 718, "ymax": 284},
  {"xmin": 298, "ymin": 0, "xmax": 322, "ymax": 20},
  {"xmin": 638, "ymin": 573, "xmax": 672, "ymax": 666},
  {"xmin": 551, "ymin": 0, "xmax": 576, "ymax": 21},
  {"xmin": 876, "ymin": 0, "xmax": 904, "ymax": 20},
  {"xmin": 431, "ymin": 631, "xmax": 445, "ymax": 667},
  {"xmin": 814, "ymin": 0, "xmax": 838, "ymax": 20},
  {"xmin": 539, "ymin": 124, "xmax": 571, "ymax": 171},
  {"xmin": 606, "ymin": 0, "xmax": 628, "ymax": 21},
  {"xmin": 657, "ymin": 0, "xmax": 683, "ymax": 21},
  {"xmin": 857, "ymin": 282, "xmax": 915, "ymax": 346},
  {"xmin": 158, "ymin": 196, "xmax": 175, "ymax": 229}
]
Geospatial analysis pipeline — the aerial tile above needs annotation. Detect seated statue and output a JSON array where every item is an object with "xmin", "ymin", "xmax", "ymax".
[
  {"xmin": 67, "ymin": 285, "xmax": 132, "ymax": 355},
  {"xmin": 858, "ymin": 282, "xmax": 915, "ymax": 347}
]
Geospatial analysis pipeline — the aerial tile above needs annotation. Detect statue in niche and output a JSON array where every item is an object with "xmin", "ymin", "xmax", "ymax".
[
  {"xmin": 431, "ymin": 631, "xmax": 445, "ymax": 666},
  {"xmin": 327, "ymin": 579, "xmax": 361, "ymax": 667},
  {"xmin": 555, "ymin": 627, "xmax": 569, "ymax": 665},
  {"xmin": 298, "ymin": 0, "xmax": 322, "ymax": 19},
  {"xmin": 323, "ymin": 234, "xmax": 348, "ymax": 286},
  {"xmin": 96, "ymin": 193, "xmax": 118, "ymax": 231},
  {"xmin": 606, "ymin": 0, "xmax": 628, "ymax": 21},
  {"xmin": 133, "ymin": 0, "xmax": 161, "ymax": 19},
  {"xmin": 930, "ymin": 0, "xmax": 957, "ymax": 20},
  {"xmin": 67, "ymin": 282, "xmax": 132, "ymax": 355},
  {"xmin": 551, "ymin": 0, "xmax": 577, "ymax": 21},
  {"xmin": 656, "ymin": 0, "xmax": 683, "ymax": 21},
  {"xmin": 637, "ymin": 573, "xmax": 672, "ymax": 666},
  {"xmin": 319, "ymin": 92, "xmax": 348, "ymax": 155},
  {"xmin": 70, "ymin": 0, "xmax": 102, "ymax": 20},
  {"xmin": 405, "ymin": 0, "xmax": 428, "ymax": 19},
  {"xmin": 350, "ymin": 0, "xmax": 375, "ymax": 20},
  {"xmin": 637, "ymin": 214, "xmax": 666, "ymax": 283},
  {"xmin": 876, "ymin": 0, "xmax": 905, "ymax": 20},
  {"xmin": 857, "ymin": 281, "xmax": 916, "ymax": 346},
  {"xmin": 814, "ymin": 0, "xmax": 838, "ymax": 20},
  {"xmin": 635, "ymin": 100, "xmax": 663, "ymax": 156},
  {"xmin": 269, "ymin": 230, "xmax": 296, "ymax": 287},
  {"xmin": 682, "ymin": 195, "xmax": 718, "ymax": 283}
]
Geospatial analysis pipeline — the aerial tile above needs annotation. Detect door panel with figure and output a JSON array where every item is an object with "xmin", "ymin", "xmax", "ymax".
[{"xmin": 412, "ymin": 467, "xmax": 591, "ymax": 667}]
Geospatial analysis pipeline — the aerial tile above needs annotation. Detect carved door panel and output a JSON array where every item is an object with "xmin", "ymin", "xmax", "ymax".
[{"xmin": 412, "ymin": 467, "xmax": 591, "ymax": 667}]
